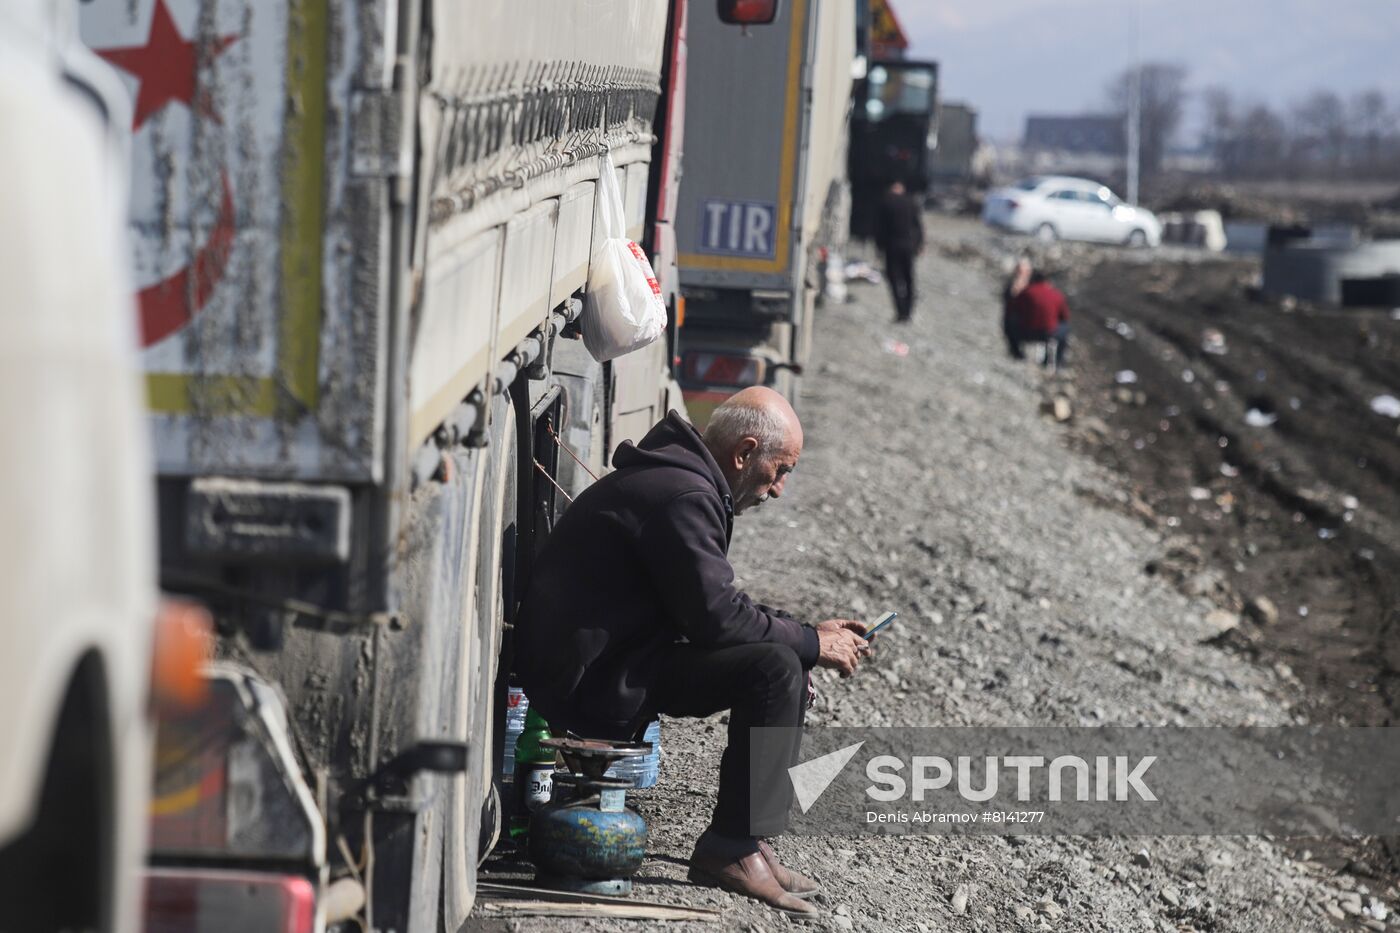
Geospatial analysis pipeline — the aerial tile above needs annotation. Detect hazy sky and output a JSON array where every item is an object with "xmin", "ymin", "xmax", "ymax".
[{"xmin": 900, "ymin": 0, "xmax": 1400, "ymax": 143}]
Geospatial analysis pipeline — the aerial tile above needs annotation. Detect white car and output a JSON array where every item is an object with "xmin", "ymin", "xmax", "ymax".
[{"xmin": 982, "ymin": 175, "xmax": 1162, "ymax": 247}]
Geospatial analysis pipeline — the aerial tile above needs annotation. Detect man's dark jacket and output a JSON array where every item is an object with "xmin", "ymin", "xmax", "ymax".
[
  {"xmin": 513, "ymin": 411, "xmax": 820, "ymax": 738},
  {"xmin": 875, "ymin": 188, "xmax": 925, "ymax": 255}
]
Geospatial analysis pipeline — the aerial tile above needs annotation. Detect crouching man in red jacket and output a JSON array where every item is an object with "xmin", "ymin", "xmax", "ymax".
[{"xmin": 1006, "ymin": 269, "xmax": 1071, "ymax": 369}]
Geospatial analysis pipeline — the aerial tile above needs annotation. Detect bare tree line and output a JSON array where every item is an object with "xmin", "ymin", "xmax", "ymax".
[
  {"xmin": 1204, "ymin": 86, "xmax": 1400, "ymax": 181},
  {"xmin": 1103, "ymin": 63, "xmax": 1400, "ymax": 183}
]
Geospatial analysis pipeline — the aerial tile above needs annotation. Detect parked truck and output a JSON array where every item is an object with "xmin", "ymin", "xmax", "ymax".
[
  {"xmin": 0, "ymin": 7, "xmax": 162, "ymax": 931},
  {"xmin": 926, "ymin": 101, "xmax": 991, "ymax": 213},
  {"xmin": 76, "ymin": 0, "xmax": 705, "ymax": 929},
  {"xmin": 929, "ymin": 102, "xmax": 980, "ymax": 188},
  {"xmin": 674, "ymin": 0, "xmax": 857, "ymax": 423},
  {"xmin": 848, "ymin": 57, "xmax": 938, "ymax": 239}
]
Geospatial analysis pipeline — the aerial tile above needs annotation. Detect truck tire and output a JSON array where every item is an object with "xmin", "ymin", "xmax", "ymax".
[
  {"xmin": 441, "ymin": 392, "xmax": 517, "ymax": 929},
  {"xmin": 0, "ymin": 657, "xmax": 111, "ymax": 933}
]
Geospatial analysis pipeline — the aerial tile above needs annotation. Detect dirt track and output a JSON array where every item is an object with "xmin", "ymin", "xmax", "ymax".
[
  {"xmin": 1066, "ymin": 258, "xmax": 1400, "ymax": 729},
  {"xmin": 470, "ymin": 216, "xmax": 1396, "ymax": 932}
]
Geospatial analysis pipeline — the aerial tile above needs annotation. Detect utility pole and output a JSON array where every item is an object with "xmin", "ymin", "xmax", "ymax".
[{"xmin": 1126, "ymin": 0, "xmax": 1142, "ymax": 205}]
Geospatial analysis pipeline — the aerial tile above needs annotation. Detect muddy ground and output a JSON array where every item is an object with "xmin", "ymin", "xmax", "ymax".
[
  {"xmin": 1065, "ymin": 258, "xmax": 1400, "ymax": 730},
  {"xmin": 469, "ymin": 216, "xmax": 1397, "ymax": 932}
]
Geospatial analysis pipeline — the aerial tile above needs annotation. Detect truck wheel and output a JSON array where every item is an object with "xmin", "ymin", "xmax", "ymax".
[
  {"xmin": 441, "ymin": 392, "xmax": 516, "ymax": 929},
  {"xmin": 0, "ymin": 657, "xmax": 111, "ymax": 933}
]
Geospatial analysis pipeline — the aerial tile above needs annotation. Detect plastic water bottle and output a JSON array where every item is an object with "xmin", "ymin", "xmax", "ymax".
[
  {"xmin": 501, "ymin": 687, "xmax": 529, "ymax": 782},
  {"xmin": 605, "ymin": 718, "xmax": 661, "ymax": 788},
  {"xmin": 509, "ymin": 708, "xmax": 554, "ymax": 840}
]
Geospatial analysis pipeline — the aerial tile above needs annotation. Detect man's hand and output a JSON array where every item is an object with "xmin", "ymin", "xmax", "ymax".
[{"xmin": 815, "ymin": 619, "xmax": 871, "ymax": 677}]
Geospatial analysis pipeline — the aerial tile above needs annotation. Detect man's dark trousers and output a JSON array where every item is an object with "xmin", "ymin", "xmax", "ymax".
[
  {"xmin": 884, "ymin": 249, "xmax": 916, "ymax": 321},
  {"xmin": 649, "ymin": 642, "xmax": 806, "ymax": 838}
]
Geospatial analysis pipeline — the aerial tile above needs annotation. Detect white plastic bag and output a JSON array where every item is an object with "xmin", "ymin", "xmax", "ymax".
[{"xmin": 579, "ymin": 153, "xmax": 667, "ymax": 362}]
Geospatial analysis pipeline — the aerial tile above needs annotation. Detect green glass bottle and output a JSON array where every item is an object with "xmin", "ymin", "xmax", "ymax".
[{"xmin": 509, "ymin": 708, "xmax": 554, "ymax": 840}]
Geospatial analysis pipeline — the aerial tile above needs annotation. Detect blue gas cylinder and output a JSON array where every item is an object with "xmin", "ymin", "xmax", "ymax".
[{"xmin": 528, "ymin": 776, "xmax": 647, "ymax": 885}]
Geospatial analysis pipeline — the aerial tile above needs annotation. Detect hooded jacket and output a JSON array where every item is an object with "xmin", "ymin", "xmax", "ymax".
[{"xmin": 513, "ymin": 410, "xmax": 820, "ymax": 738}]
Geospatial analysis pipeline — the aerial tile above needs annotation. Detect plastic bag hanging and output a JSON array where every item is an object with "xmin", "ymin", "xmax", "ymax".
[{"xmin": 579, "ymin": 153, "xmax": 667, "ymax": 362}]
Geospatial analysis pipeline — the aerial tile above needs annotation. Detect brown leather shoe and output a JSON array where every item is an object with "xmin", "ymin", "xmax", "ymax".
[
  {"xmin": 689, "ymin": 839, "xmax": 820, "ymax": 919},
  {"xmin": 758, "ymin": 839, "xmax": 822, "ymax": 899}
]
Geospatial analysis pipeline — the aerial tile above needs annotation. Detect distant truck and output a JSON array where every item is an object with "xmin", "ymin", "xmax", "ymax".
[
  {"xmin": 929, "ymin": 101, "xmax": 980, "ymax": 187},
  {"xmin": 0, "ymin": 6, "xmax": 160, "ymax": 931},
  {"xmin": 849, "ymin": 57, "xmax": 938, "ymax": 239},
  {"xmin": 75, "ymin": 0, "xmax": 710, "ymax": 929},
  {"xmin": 926, "ymin": 101, "xmax": 991, "ymax": 212},
  {"xmin": 674, "ymin": 0, "xmax": 857, "ymax": 422}
]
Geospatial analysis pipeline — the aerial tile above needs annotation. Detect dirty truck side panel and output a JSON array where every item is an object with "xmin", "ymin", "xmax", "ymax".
[
  {"xmin": 412, "ymin": 1, "xmax": 668, "ymax": 450},
  {"xmin": 79, "ymin": 0, "xmax": 391, "ymax": 484}
]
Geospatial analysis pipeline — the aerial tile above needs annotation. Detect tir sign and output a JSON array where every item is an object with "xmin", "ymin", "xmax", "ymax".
[{"xmin": 699, "ymin": 200, "xmax": 777, "ymax": 259}]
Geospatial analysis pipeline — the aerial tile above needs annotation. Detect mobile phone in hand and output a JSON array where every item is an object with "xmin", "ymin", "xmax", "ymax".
[{"xmin": 864, "ymin": 611, "xmax": 897, "ymax": 640}]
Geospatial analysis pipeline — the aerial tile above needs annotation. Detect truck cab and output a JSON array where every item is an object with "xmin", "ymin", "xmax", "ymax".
[{"xmin": 0, "ymin": 4, "xmax": 158, "ymax": 930}]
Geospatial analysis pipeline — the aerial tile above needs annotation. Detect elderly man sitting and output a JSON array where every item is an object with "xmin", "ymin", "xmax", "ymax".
[{"xmin": 514, "ymin": 387, "xmax": 869, "ymax": 917}]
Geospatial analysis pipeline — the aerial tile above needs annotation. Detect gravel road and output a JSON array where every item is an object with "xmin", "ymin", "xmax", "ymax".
[{"xmin": 471, "ymin": 216, "xmax": 1395, "ymax": 932}]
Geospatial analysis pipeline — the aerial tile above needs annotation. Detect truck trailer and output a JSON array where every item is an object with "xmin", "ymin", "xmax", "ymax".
[
  {"xmin": 76, "ymin": 0, "xmax": 702, "ymax": 929},
  {"xmin": 674, "ymin": 0, "xmax": 857, "ymax": 424}
]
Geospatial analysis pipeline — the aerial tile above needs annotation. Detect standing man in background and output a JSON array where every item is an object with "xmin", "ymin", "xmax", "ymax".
[{"xmin": 874, "ymin": 180, "xmax": 924, "ymax": 323}]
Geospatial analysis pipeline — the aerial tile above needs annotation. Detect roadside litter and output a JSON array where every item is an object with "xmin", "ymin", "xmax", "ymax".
[
  {"xmin": 882, "ymin": 338, "xmax": 910, "ymax": 357},
  {"xmin": 1114, "ymin": 370, "xmax": 1138, "ymax": 384},
  {"xmin": 1103, "ymin": 318, "xmax": 1136, "ymax": 340},
  {"xmin": 844, "ymin": 260, "xmax": 883, "ymax": 285},
  {"xmin": 1201, "ymin": 328, "xmax": 1228, "ymax": 355},
  {"xmin": 1369, "ymin": 394, "xmax": 1400, "ymax": 418},
  {"xmin": 1244, "ymin": 408, "xmax": 1278, "ymax": 427}
]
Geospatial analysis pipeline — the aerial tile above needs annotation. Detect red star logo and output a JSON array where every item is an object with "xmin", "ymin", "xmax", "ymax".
[{"xmin": 94, "ymin": 0, "xmax": 239, "ymax": 130}]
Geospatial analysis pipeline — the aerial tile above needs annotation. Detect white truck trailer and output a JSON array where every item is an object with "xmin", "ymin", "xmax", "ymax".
[
  {"xmin": 674, "ymin": 0, "xmax": 856, "ymax": 424},
  {"xmin": 75, "ymin": 0, "xmax": 699, "ymax": 928}
]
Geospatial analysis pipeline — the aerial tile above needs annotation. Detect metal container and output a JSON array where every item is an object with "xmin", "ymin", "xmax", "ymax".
[
  {"xmin": 530, "ymin": 737, "xmax": 653, "ymax": 895},
  {"xmin": 528, "ymin": 775, "xmax": 648, "ymax": 894}
]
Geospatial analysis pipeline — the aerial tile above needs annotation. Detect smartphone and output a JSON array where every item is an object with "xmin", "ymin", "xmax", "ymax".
[{"xmin": 864, "ymin": 611, "xmax": 897, "ymax": 640}]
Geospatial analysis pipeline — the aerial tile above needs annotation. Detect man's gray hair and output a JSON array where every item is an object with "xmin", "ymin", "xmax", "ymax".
[{"xmin": 703, "ymin": 398, "xmax": 788, "ymax": 457}]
